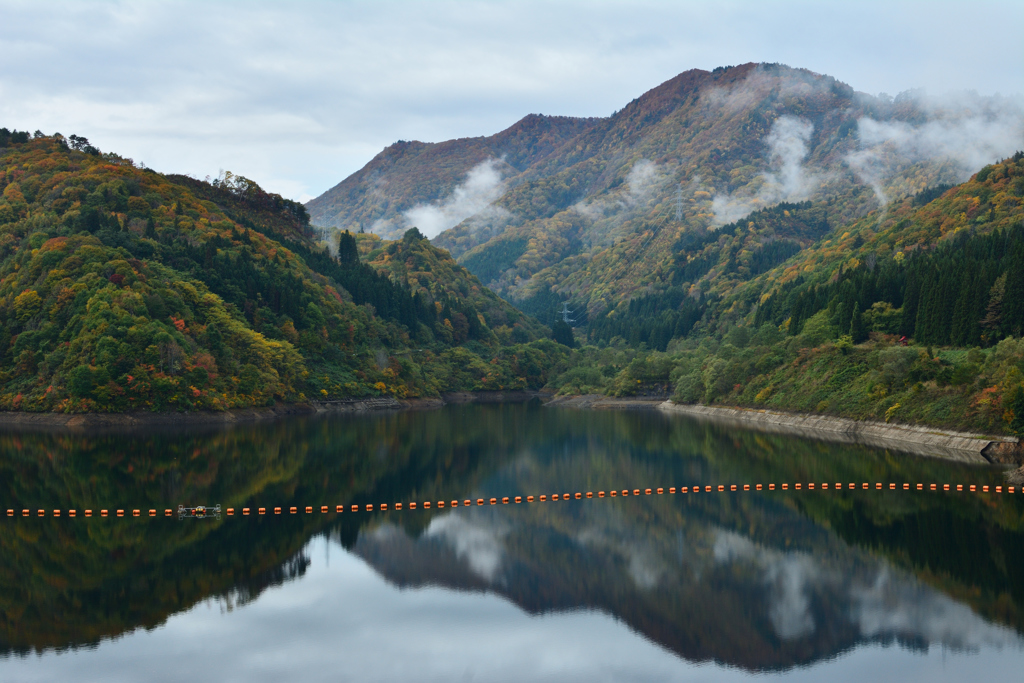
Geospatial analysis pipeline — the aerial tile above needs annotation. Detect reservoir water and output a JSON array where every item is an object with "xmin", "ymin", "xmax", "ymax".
[{"xmin": 1, "ymin": 402, "xmax": 1022, "ymax": 681}]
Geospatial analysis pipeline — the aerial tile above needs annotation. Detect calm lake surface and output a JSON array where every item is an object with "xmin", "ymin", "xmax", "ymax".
[{"xmin": 1, "ymin": 402, "xmax": 1022, "ymax": 682}]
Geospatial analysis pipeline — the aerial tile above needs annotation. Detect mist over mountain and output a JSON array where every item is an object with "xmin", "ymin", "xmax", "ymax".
[{"xmin": 308, "ymin": 63, "xmax": 1023, "ymax": 324}]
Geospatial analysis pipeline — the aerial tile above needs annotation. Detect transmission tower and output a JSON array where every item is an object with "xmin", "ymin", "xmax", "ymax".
[{"xmin": 560, "ymin": 302, "xmax": 576, "ymax": 325}]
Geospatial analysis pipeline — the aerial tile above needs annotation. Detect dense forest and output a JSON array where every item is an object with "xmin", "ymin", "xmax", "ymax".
[{"xmin": 0, "ymin": 130, "xmax": 574, "ymax": 413}]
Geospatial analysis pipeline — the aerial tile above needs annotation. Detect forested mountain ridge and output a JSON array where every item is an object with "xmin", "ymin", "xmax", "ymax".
[
  {"xmin": 311, "ymin": 63, "xmax": 1020, "ymax": 331},
  {"xmin": 306, "ymin": 114, "xmax": 598, "ymax": 237},
  {"xmin": 0, "ymin": 131, "xmax": 570, "ymax": 413}
]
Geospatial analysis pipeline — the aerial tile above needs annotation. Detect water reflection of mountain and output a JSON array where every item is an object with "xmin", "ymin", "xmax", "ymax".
[
  {"xmin": 355, "ymin": 487, "xmax": 1021, "ymax": 671},
  {"xmin": 1, "ymin": 404, "xmax": 1022, "ymax": 665}
]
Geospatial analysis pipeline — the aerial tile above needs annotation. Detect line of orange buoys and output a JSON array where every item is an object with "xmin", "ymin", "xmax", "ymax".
[{"xmin": 4, "ymin": 483, "xmax": 1019, "ymax": 520}]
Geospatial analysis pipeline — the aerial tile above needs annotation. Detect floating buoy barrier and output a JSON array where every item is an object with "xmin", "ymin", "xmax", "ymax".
[{"xmin": 5, "ymin": 483, "xmax": 1018, "ymax": 522}]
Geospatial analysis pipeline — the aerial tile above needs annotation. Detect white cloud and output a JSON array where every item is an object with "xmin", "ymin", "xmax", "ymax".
[
  {"xmin": 711, "ymin": 115, "xmax": 820, "ymax": 225},
  {"xmin": 402, "ymin": 159, "xmax": 509, "ymax": 239},
  {"xmin": 845, "ymin": 93, "xmax": 1024, "ymax": 204}
]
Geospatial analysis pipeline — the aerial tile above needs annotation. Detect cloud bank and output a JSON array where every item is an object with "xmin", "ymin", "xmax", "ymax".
[
  {"xmin": 400, "ymin": 159, "xmax": 509, "ymax": 239},
  {"xmin": 711, "ymin": 115, "xmax": 820, "ymax": 225},
  {"xmin": 846, "ymin": 93, "xmax": 1024, "ymax": 204}
]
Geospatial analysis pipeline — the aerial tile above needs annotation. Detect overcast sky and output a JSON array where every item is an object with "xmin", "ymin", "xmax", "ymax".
[{"xmin": 1, "ymin": 0, "xmax": 1021, "ymax": 202}]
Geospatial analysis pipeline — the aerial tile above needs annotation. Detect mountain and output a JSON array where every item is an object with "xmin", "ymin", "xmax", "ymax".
[
  {"xmin": 306, "ymin": 114, "xmax": 598, "ymax": 238},
  {"xmin": 310, "ymin": 63, "xmax": 1021, "ymax": 328},
  {"xmin": 0, "ymin": 130, "xmax": 569, "ymax": 413}
]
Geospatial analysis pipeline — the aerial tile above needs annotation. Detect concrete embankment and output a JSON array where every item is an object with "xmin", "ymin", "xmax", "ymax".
[
  {"xmin": 657, "ymin": 402, "xmax": 1022, "ymax": 466},
  {"xmin": 545, "ymin": 394, "xmax": 667, "ymax": 410}
]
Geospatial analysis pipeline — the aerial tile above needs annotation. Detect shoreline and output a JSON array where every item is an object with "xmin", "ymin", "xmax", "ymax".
[
  {"xmin": 657, "ymin": 402, "xmax": 1023, "ymax": 466},
  {"xmin": 0, "ymin": 390, "xmax": 549, "ymax": 433}
]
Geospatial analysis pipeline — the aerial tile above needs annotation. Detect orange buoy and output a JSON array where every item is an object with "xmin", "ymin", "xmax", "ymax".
[
  {"xmin": 37, "ymin": 510, "xmax": 44, "ymax": 517},
  {"xmin": 862, "ymin": 483, "xmax": 868, "ymax": 490},
  {"xmin": 729, "ymin": 485, "xmax": 736, "ymax": 492},
  {"xmin": 769, "ymin": 484, "xmax": 775, "ymax": 490},
  {"xmin": 381, "ymin": 503, "xmax": 388, "ymax": 511},
  {"xmin": 395, "ymin": 503, "xmax": 403, "ymax": 510},
  {"xmin": 743, "ymin": 485, "xmax": 749, "ymax": 491},
  {"xmin": 502, "ymin": 497, "xmax": 509, "ymax": 504},
  {"xmin": 451, "ymin": 500, "xmax": 459, "ymax": 507},
  {"xmin": 929, "ymin": 484, "xmax": 936, "ymax": 491},
  {"xmin": 132, "ymin": 510, "xmax": 140, "ymax": 517},
  {"xmin": 101, "ymin": 510, "xmax": 108, "ymax": 517},
  {"xmin": 633, "ymin": 489, "xmax": 640, "ymax": 496},
  {"xmin": 705, "ymin": 486, "xmax": 712, "ymax": 493},
  {"xmin": 321, "ymin": 506, "xmax": 329, "ymax": 513},
  {"xmin": 957, "ymin": 485, "xmax": 963, "ymax": 492},
  {"xmin": 755, "ymin": 484, "xmax": 761, "ymax": 491},
  {"xmin": 274, "ymin": 507, "xmax": 282, "ymax": 515},
  {"xmin": 436, "ymin": 501, "xmax": 444, "ymax": 508},
  {"xmin": 794, "ymin": 484, "xmax": 800, "ymax": 490},
  {"xmin": 409, "ymin": 503, "xmax": 417, "ymax": 510},
  {"xmin": 515, "ymin": 496, "xmax": 522, "ymax": 503},
  {"xmin": 669, "ymin": 487, "xmax": 676, "ymax": 494},
  {"xmin": 682, "ymin": 486, "xmax": 689, "ymax": 493},
  {"xmin": 983, "ymin": 485, "xmax": 990, "ymax": 493},
  {"xmin": 5, "ymin": 509, "xmax": 11, "ymax": 517},
  {"xmin": 53, "ymin": 510, "xmax": 60, "ymax": 517},
  {"xmin": 477, "ymin": 498, "xmax": 485, "ymax": 506},
  {"xmin": 718, "ymin": 485, "xmax": 724, "ymax": 492},
  {"xmin": 464, "ymin": 500, "xmax": 471, "ymax": 507},
  {"xmin": 150, "ymin": 509, "xmax": 157, "ymax": 517},
  {"xmin": 540, "ymin": 494, "xmax": 548, "ymax": 501},
  {"xmin": 560, "ymin": 493, "xmax": 568, "ymax": 501},
  {"xmin": 305, "ymin": 506, "xmax": 312, "ymax": 514},
  {"xmin": 970, "ymin": 485, "xmax": 976, "ymax": 492},
  {"xmin": 243, "ymin": 508, "xmax": 251, "ymax": 515},
  {"xmin": 996, "ymin": 486, "xmax": 1003, "ymax": 493},
  {"xmin": 165, "ymin": 509, "xmax": 173, "ymax": 516},
  {"xmin": 424, "ymin": 502, "xmax": 431, "ymax": 509},
  {"xmin": 890, "ymin": 483, "xmax": 896, "ymax": 490},
  {"xmin": 69, "ymin": 510, "xmax": 76, "ymax": 517},
  {"xmin": 657, "ymin": 488, "xmax": 664, "ymax": 494},
  {"xmin": 527, "ymin": 496, "xmax": 535, "ymax": 502},
  {"xmin": 225, "ymin": 509, "xmax": 233, "ymax": 516},
  {"xmin": 622, "ymin": 490, "xmax": 630, "ymax": 497},
  {"xmin": 85, "ymin": 510, "xmax": 93, "ymax": 517},
  {"xmin": 575, "ymin": 493, "xmax": 581, "ymax": 500},
  {"xmin": 351, "ymin": 505, "xmax": 359, "ymax": 512},
  {"xmin": 903, "ymin": 483, "xmax": 910, "ymax": 490},
  {"xmin": 586, "ymin": 492, "xmax": 593, "ymax": 499},
  {"xmin": 609, "ymin": 491, "xmax": 616, "ymax": 497},
  {"xmin": 117, "ymin": 510, "xmax": 124, "ymax": 517},
  {"xmin": 943, "ymin": 484, "xmax": 950, "ymax": 491},
  {"xmin": 916, "ymin": 484, "xmax": 923, "ymax": 491},
  {"xmin": 645, "ymin": 488, "xmax": 652, "ymax": 495},
  {"xmin": 598, "ymin": 491, "xmax": 605, "ymax": 498},
  {"xmin": 366, "ymin": 504, "xmax": 374, "ymax": 511},
  {"xmin": 259, "ymin": 507, "xmax": 267, "ymax": 515},
  {"xmin": 490, "ymin": 498, "xmax": 497, "ymax": 505},
  {"xmin": 876, "ymin": 483, "xmax": 882, "ymax": 489},
  {"xmin": 336, "ymin": 505, "xmax": 344, "ymax": 513},
  {"xmin": 1009, "ymin": 486, "xmax": 1015, "ymax": 494}
]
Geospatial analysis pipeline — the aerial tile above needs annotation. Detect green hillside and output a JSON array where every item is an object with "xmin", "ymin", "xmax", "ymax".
[
  {"xmin": 0, "ymin": 130, "xmax": 570, "ymax": 413},
  {"xmin": 548, "ymin": 155, "xmax": 1024, "ymax": 437}
]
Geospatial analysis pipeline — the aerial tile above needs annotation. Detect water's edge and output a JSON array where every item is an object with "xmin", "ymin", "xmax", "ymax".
[{"xmin": 657, "ymin": 402, "xmax": 1023, "ymax": 466}]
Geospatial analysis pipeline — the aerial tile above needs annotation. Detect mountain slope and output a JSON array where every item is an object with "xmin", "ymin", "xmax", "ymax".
[
  {"xmin": 311, "ymin": 63, "xmax": 1021, "ymax": 331},
  {"xmin": 306, "ymin": 114, "xmax": 598, "ymax": 237},
  {"xmin": 0, "ymin": 131, "xmax": 566, "ymax": 412}
]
